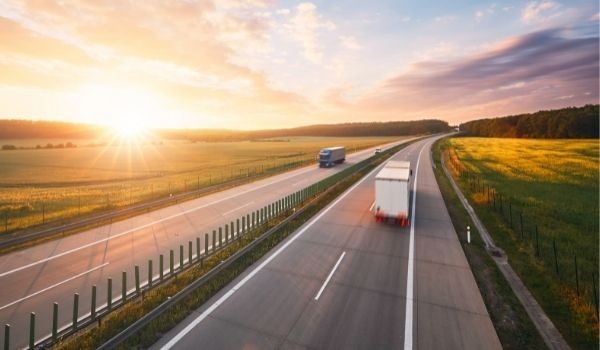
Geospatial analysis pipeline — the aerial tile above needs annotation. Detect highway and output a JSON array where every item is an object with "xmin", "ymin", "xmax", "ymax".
[
  {"xmin": 152, "ymin": 136, "xmax": 502, "ymax": 350},
  {"xmin": 0, "ymin": 138, "xmax": 413, "ymax": 349}
]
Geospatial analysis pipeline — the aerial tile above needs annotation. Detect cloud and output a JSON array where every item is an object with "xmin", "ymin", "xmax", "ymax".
[
  {"xmin": 347, "ymin": 26, "xmax": 599, "ymax": 122},
  {"xmin": 475, "ymin": 4, "xmax": 497, "ymax": 22},
  {"xmin": 287, "ymin": 2, "xmax": 336, "ymax": 63},
  {"xmin": 521, "ymin": 1, "xmax": 561, "ymax": 23},
  {"xmin": 339, "ymin": 35, "xmax": 362, "ymax": 50}
]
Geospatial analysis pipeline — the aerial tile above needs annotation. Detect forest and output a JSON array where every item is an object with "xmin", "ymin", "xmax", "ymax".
[{"xmin": 459, "ymin": 105, "xmax": 599, "ymax": 138}]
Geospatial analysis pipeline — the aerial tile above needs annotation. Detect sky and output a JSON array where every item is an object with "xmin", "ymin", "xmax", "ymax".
[{"xmin": 0, "ymin": 0, "xmax": 598, "ymax": 130}]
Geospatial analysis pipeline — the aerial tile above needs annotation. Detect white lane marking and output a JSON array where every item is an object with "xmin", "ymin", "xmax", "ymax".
[
  {"xmin": 403, "ymin": 140, "xmax": 431, "ymax": 350},
  {"xmin": 314, "ymin": 251, "xmax": 346, "ymax": 301},
  {"xmin": 369, "ymin": 201, "xmax": 375, "ymax": 212},
  {"xmin": 222, "ymin": 202, "xmax": 254, "ymax": 216},
  {"xmin": 0, "ymin": 141, "xmax": 407, "ymax": 279},
  {"xmin": 0, "ymin": 262, "xmax": 109, "ymax": 311},
  {"xmin": 159, "ymin": 141, "xmax": 411, "ymax": 350}
]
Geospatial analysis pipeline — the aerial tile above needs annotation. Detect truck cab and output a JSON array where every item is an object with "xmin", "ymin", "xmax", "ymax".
[{"xmin": 318, "ymin": 147, "xmax": 346, "ymax": 168}]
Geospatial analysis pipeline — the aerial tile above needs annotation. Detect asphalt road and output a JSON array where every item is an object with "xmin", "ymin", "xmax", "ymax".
[
  {"xmin": 0, "ymin": 138, "xmax": 413, "ymax": 349},
  {"xmin": 152, "ymin": 136, "xmax": 501, "ymax": 350}
]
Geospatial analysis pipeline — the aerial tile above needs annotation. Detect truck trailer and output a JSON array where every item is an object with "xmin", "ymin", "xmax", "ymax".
[
  {"xmin": 374, "ymin": 163, "xmax": 411, "ymax": 226},
  {"xmin": 318, "ymin": 147, "xmax": 346, "ymax": 168}
]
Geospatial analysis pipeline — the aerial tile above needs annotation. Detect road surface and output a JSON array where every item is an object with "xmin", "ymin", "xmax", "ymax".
[
  {"xmin": 0, "ymin": 138, "xmax": 413, "ymax": 349},
  {"xmin": 153, "ymin": 137, "xmax": 501, "ymax": 350}
]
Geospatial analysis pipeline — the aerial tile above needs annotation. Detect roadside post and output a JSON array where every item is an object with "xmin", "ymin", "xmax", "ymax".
[{"xmin": 467, "ymin": 226, "xmax": 471, "ymax": 244}]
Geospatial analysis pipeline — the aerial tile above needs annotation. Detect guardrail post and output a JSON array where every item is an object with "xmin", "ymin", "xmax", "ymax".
[
  {"xmin": 159, "ymin": 255, "xmax": 164, "ymax": 280},
  {"xmin": 4, "ymin": 324, "xmax": 9, "ymax": 350},
  {"xmin": 122, "ymin": 271, "xmax": 127, "ymax": 302},
  {"xmin": 252, "ymin": 212, "xmax": 255, "ymax": 228},
  {"xmin": 52, "ymin": 302, "xmax": 58, "ymax": 340},
  {"xmin": 170, "ymin": 250, "xmax": 174, "ymax": 275},
  {"xmin": 29, "ymin": 312, "xmax": 35, "ymax": 350},
  {"xmin": 236, "ymin": 219, "xmax": 240, "ymax": 238},
  {"xmin": 242, "ymin": 216, "xmax": 246, "ymax": 235},
  {"xmin": 188, "ymin": 241, "xmax": 192, "ymax": 265},
  {"xmin": 230, "ymin": 221, "xmax": 234, "ymax": 239},
  {"xmin": 225, "ymin": 225, "xmax": 229, "ymax": 244},
  {"xmin": 205, "ymin": 234, "xmax": 209, "ymax": 256},
  {"xmin": 135, "ymin": 266, "xmax": 140, "ymax": 294},
  {"xmin": 196, "ymin": 237, "xmax": 200, "ymax": 261},
  {"xmin": 148, "ymin": 260, "xmax": 153, "ymax": 288},
  {"xmin": 107, "ymin": 278, "xmax": 113, "ymax": 310},
  {"xmin": 72, "ymin": 293, "xmax": 79, "ymax": 329},
  {"xmin": 91, "ymin": 285, "xmax": 97, "ymax": 321},
  {"xmin": 179, "ymin": 245, "xmax": 184, "ymax": 271}
]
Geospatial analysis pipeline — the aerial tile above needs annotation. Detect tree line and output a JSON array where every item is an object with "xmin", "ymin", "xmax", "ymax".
[
  {"xmin": 460, "ymin": 105, "xmax": 599, "ymax": 138},
  {"xmin": 0, "ymin": 119, "xmax": 450, "ymax": 141}
]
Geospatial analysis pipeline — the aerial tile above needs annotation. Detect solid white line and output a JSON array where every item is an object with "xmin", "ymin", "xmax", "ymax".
[
  {"xmin": 0, "ymin": 262, "xmax": 109, "ymax": 311},
  {"xmin": 0, "ymin": 141, "xmax": 408, "ymax": 279},
  {"xmin": 403, "ymin": 140, "xmax": 431, "ymax": 350},
  {"xmin": 159, "ymin": 141, "xmax": 409, "ymax": 350},
  {"xmin": 222, "ymin": 202, "xmax": 254, "ymax": 216},
  {"xmin": 314, "ymin": 251, "xmax": 346, "ymax": 300}
]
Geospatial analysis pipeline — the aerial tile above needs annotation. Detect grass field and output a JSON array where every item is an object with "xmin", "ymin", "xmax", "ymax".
[
  {"xmin": 446, "ymin": 137, "xmax": 598, "ymax": 349},
  {"xmin": 0, "ymin": 136, "xmax": 401, "ymax": 234}
]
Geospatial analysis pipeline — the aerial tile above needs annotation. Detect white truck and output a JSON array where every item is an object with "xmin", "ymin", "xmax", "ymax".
[
  {"xmin": 318, "ymin": 147, "xmax": 346, "ymax": 168},
  {"xmin": 374, "ymin": 162, "xmax": 411, "ymax": 226}
]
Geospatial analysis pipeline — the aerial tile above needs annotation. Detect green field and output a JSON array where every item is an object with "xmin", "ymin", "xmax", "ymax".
[
  {"xmin": 0, "ymin": 136, "xmax": 401, "ymax": 233},
  {"xmin": 446, "ymin": 137, "xmax": 598, "ymax": 348}
]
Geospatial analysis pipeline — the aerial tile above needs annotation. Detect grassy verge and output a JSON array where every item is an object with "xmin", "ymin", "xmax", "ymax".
[
  {"xmin": 55, "ymin": 139, "xmax": 406, "ymax": 350},
  {"xmin": 432, "ymin": 138, "xmax": 547, "ymax": 349},
  {"xmin": 443, "ymin": 137, "xmax": 598, "ymax": 349}
]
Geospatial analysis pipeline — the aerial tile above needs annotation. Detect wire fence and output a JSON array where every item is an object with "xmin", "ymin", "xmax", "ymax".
[
  {"xmin": 0, "ymin": 154, "xmax": 327, "ymax": 235},
  {"xmin": 446, "ymin": 149, "xmax": 599, "ymax": 321}
]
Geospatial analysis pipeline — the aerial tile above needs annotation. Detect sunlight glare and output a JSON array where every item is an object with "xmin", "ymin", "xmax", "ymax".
[{"xmin": 76, "ymin": 83, "xmax": 163, "ymax": 139}]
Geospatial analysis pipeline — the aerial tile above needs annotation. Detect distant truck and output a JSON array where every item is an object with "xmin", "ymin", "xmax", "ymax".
[
  {"xmin": 374, "ymin": 161, "xmax": 411, "ymax": 226},
  {"xmin": 318, "ymin": 147, "xmax": 346, "ymax": 168}
]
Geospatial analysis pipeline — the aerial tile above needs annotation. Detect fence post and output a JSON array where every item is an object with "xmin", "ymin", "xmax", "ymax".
[
  {"xmin": 592, "ymin": 273, "xmax": 599, "ymax": 319},
  {"xmin": 509, "ymin": 202, "xmax": 513, "ymax": 228},
  {"xmin": 29, "ymin": 312, "xmax": 35, "ymax": 350},
  {"xmin": 4, "ymin": 324, "xmax": 9, "ymax": 350},
  {"xmin": 179, "ymin": 245, "xmax": 184, "ymax": 271},
  {"xmin": 236, "ymin": 219, "xmax": 240, "ymax": 238},
  {"xmin": 225, "ymin": 225, "xmax": 229, "ymax": 244},
  {"xmin": 230, "ymin": 221, "xmax": 234, "ymax": 239},
  {"xmin": 159, "ymin": 255, "xmax": 164, "ymax": 281},
  {"xmin": 122, "ymin": 271, "xmax": 127, "ymax": 302},
  {"xmin": 535, "ymin": 226, "xmax": 540, "ymax": 257},
  {"xmin": 218, "ymin": 228, "xmax": 222, "ymax": 249},
  {"xmin": 574, "ymin": 254, "xmax": 579, "ymax": 296},
  {"xmin": 170, "ymin": 250, "xmax": 174, "ymax": 275},
  {"xmin": 52, "ymin": 302, "xmax": 58, "ymax": 340},
  {"xmin": 205, "ymin": 234, "xmax": 209, "ymax": 256},
  {"xmin": 107, "ymin": 278, "xmax": 113, "ymax": 310},
  {"xmin": 520, "ymin": 212, "xmax": 524, "ymax": 239},
  {"xmin": 72, "ymin": 293, "xmax": 79, "ymax": 329},
  {"xmin": 212, "ymin": 230, "xmax": 216, "ymax": 252},
  {"xmin": 252, "ymin": 212, "xmax": 255, "ymax": 227},
  {"xmin": 148, "ymin": 260, "xmax": 153, "ymax": 288},
  {"xmin": 553, "ymin": 240, "xmax": 559, "ymax": 276},
  {"xmin": 196, "ymin": 237, "xmax": 200, "ymax": 261},
  {"xmin": 135, "ymin": 266, "xmax": 140, "ymax": 294},
  {"xmin": 242, "ymin": 216, "xmax": 246, "ymax": 235},
  {"xmin": 91, "ymin": 285, "xmax": 97, "ymax": 321},
  {"xmin": 188, "ymin": 241, "xmax": 192, "ymax": 265}
]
